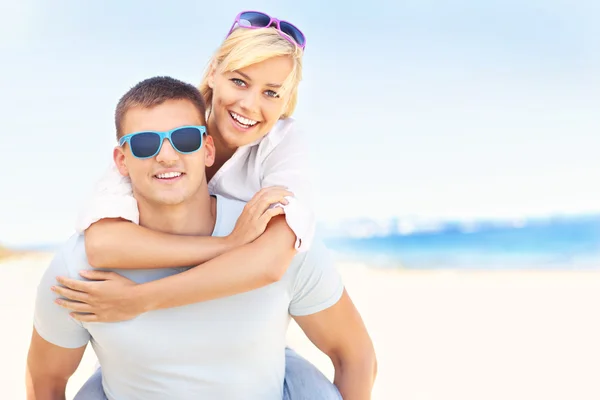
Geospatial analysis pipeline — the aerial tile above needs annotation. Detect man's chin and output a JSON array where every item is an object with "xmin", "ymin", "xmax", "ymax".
[{"xmin": 143, "ymin": 192, "xmax": 187, "ymax": 206}]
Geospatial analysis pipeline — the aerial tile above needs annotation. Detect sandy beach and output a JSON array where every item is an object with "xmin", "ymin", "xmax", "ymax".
[{"xmin": 3, "ymin": 254, "xmax": 600, "ymax": 400}]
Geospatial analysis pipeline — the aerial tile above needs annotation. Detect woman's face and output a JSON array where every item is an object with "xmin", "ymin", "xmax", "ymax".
[{"xmin": 208, "ymin": 55, "xmax": 294, "ymax": 149}]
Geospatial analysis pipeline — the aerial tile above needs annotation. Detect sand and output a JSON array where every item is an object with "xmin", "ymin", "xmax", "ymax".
[
  {"xmin": 3, "ymin": 254, "xmax": 600, "ymax": 399},
  {"xmin": 0, "ymin": 246, "xmax": 17, "ymax": 261}
]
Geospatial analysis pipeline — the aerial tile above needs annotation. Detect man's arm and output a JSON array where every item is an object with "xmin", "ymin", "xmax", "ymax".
[
  {"xmin": 294, "ymin": 290, "xmax": 377, "ymax": 400},
  {"xmin": 28, "ymin": 241, "xmax": 92, "ymax": 399},
  {"xmin": 26, "ymin": 328, "xmax": 86, "ymax": 400}
]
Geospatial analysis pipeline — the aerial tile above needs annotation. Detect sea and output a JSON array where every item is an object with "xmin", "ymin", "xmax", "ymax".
[
  {"xmin": 17, "ymin": 214, "xmax": 600, "ymax": 271},
  {"xmin": 321, "ymin": 214, "xmax": 600, "ymax": 270}
]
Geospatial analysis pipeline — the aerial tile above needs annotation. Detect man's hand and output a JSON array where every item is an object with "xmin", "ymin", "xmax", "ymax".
[
  {"xmin": 227, "ymin": 186, "xmax": 293, "ymax": 246},
  {"xmin": 53, "ymin": 270, "xmax": 144, "ymax": 322}
]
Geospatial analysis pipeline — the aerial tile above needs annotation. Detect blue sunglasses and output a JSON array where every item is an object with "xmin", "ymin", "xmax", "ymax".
[{"xmin": 119, "ymin": 125, "xmax": 207, "ymax": 159}]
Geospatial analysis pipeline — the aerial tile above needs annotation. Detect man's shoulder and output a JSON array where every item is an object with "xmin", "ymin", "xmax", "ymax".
[
  {"xmin": 287, "ymin": 237, "xmax": 332, "ymax": 276},
  {"xmin": 51, "ymin": 234, "xmax": 91, "ymax": 277}
]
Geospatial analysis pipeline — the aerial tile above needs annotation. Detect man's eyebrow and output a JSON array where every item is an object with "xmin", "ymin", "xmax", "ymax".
[{"xmin": 233, "ymin": 70, "xmax": 282, "ymax": 88}]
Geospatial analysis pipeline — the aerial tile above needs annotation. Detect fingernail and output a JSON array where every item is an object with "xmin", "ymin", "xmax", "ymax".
[
  {"xmin": 55, "ymin": 299, "xmax": 62, "ymax": 305},
  {"xmin": 51, "ymin": 286, "xmax": 56, "ymax": 292}
]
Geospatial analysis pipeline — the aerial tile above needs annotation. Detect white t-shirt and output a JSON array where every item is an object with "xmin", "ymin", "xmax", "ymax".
[
  {"xmin": 75, "ymin": 117, "xmax": 315, "ymax": 251},
  {"xmin": 35, "ymin": 195, "xmax": 344, "ymax": 400}
]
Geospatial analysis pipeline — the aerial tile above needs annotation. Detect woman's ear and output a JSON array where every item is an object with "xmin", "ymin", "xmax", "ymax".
[{"xmin": 207, "ymin": 60, "xmax": 217, "ymax": 89}]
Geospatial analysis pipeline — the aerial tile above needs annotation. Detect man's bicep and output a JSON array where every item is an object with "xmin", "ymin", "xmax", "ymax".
[
  {"xmin": 27, "ymin": 328, "xmax": 86, "ymax": 390},
  {"xmin": 289, "ymin": 239, "xmax": 344, "ymax": 316}
]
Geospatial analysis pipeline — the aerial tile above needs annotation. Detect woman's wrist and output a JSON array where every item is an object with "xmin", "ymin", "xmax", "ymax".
[
  {"xmin": 222, "ymin": 232, "xmax": 244, "ymax": 250},
  {"xmin": 132, "ymin": 282, "xmax": 157, "ymax": 313}
]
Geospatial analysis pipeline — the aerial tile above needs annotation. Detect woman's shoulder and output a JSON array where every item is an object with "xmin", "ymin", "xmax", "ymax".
[{"xmin": 261, "ymin": 117, "xmax": 305, "ymax": 150}]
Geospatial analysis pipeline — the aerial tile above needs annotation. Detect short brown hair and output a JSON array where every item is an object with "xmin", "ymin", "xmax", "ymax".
[{"xmin": 115, "ymin": 76, "xmax": 207, "ymax": 138}]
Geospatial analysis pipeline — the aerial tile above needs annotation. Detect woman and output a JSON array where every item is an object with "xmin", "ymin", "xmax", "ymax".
[{"xmin": 58, "ymin": 10, "xmax": 343, "ymax": 399}]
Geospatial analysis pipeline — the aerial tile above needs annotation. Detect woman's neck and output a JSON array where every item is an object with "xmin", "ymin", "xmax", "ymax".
[{"xmin": 206, "ymin": 111, "xmax": 237, "ymax": 181}]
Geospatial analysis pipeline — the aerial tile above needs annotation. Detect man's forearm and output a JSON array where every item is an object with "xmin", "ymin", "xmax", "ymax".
[{"xmin": 333, "ymin": 355, "xmax": 378, "ymax": 400}]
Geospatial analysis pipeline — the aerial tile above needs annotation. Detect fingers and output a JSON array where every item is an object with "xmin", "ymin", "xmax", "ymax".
[
  {"xmin": 250, "ymin": 187, "xmax": 293, "ymax": 205},
  {"xmin": 248, "ymin": 186, "xmax": 288, "ymax": 201},
  {"xmin": 250, "ymin": 188, "xmax": 294, "ymax": 215},
  {"xmin": 56, "ymin": 276, "xmax": 94, "ymax": 292},
  {"xmin": 265, "ymin": 206, "xmax": 285, "ymax": 218},
  {"xmin": 52, "ymin": 285, "xmax": 90, "ymax": 302},
  {"xmin": 55, "ymin": 299, "xmax": 93, "ymax": 313},
  {"xmin": 258, "ymin": 206, "xmax": 285, "ymax": 227},
  {"xmin": 79, "ymin": 270, "xmax": 119, "ymax": 281}
]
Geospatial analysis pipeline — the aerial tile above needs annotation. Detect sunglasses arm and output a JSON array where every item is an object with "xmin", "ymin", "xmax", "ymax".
[{"xmin": 226, "ymin": 20, "xmax": 239, "ymax": 37}]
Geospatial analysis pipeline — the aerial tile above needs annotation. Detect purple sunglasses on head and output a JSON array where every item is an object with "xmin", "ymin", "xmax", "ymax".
[{"xmin": 227, "ymin": 11, "xmax": 306, "ymax": 50}]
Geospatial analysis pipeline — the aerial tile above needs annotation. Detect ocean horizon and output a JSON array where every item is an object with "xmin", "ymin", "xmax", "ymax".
[
  {"xmin": 9, "ymin": 214, "xmax": 600, "ymax": 271},
  {"xmin": 322, "ymin": 214, "xmax": 600, "ymax": 270}
]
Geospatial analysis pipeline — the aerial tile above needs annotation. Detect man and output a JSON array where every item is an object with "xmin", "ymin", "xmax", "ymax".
[{"xmin": 26, "ymin": 76, "xmax": 376, "ymax": 400}]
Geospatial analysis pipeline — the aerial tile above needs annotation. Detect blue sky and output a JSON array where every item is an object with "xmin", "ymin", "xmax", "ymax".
[{"xmin": 1, "ymin": 0, "xmax": 599, "ymax": 245}]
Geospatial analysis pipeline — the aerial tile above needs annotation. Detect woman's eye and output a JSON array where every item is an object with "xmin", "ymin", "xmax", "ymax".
[
  {"xmin": 265, "ymin": 90, "xmax": 280, "ymax": 98},
  {"xmin": 231, "ymin": 78, "xmax": 246, "ymax": 87}
]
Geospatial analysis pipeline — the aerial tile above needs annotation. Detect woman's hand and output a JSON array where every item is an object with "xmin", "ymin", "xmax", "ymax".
[
  {"xmin": 52, "ymin": 270, "xmax": 145, "ymax": 323},
  {"xmin": 227, "ymin": 186, "xmax": 293, "ymax": 246}
]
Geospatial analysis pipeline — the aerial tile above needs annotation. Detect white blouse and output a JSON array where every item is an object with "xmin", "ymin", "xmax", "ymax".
[{"xmin": 75, "ymin": 117, "xmax": 315, "ymax": 252}]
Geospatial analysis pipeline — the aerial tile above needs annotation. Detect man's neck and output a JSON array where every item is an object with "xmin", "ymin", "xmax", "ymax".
[{"xmin": 137, "ymin": 189, "xmax": 217, "ymax": 237}]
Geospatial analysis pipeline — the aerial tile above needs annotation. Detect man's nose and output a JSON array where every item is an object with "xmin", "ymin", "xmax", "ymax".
[{"xmin": 155, "ymin": 139, "xmax": 179, "ymax": 164}]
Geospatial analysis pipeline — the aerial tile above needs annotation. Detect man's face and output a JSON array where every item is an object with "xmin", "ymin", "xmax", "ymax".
[{"xmin": 114, "ymin": 99, "xmax": 215, "ymax": 207}]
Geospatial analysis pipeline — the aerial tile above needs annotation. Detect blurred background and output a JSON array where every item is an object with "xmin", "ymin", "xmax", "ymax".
[
  {"xmin": 2, "ymin": 0, "xmax": 600, "ymax": 269},
  {"xmin": 2, "ymin": 1, "xmax": 600, "ymax": 399}
]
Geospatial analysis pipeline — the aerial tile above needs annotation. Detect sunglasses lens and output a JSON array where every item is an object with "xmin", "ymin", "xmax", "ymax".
[
  {"xmin": 279, "ymin": 21, "xmax": 305, "ymax": 47},
  {"xmin": 171, "ymin": 127, "xmax": 203, "ymax": 153},
  {"xmin": 130, "ymin": 132, "xmax": 161, "ymax": 158},
  {"xmin": 239, "ymin": 11, "xmax": 271, "ymax": 28}
]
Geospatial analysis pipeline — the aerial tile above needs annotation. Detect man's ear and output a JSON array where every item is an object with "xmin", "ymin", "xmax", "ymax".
[
  {"xmin": 113, "ymin": 146, "xmax": 130, "ymax": 177},
  {"xmin": 203, "ymin": 135, "xmax": 216, "ymax": 167}
]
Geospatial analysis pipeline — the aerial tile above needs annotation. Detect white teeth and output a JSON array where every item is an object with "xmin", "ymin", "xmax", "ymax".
[
  {"xmin": 230, "ymin": 111, "xmax": 258, "ymax": 127},
  {"xmin": 156, "ymin": 172, "xmax": 182, "ymax": 179}
]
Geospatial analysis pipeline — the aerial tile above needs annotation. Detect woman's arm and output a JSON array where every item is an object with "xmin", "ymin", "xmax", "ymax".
[
  {"xmin": 260, "ymin": 120, "xmax": 316, "ymax": 252},
  {"xmin": 84, "ymin": 186, "xmax": 292, "ymax": 269},
  {"xmin": 54, "ymin": 216, "xmax": 297, "ymax": 321},
  {"xmin": 85, "ymin": 219, "xmax": 235, "ymax": 269},
  {"xmin": 139, "ymin": 215, "xmax": 296, "ymax": 311}
]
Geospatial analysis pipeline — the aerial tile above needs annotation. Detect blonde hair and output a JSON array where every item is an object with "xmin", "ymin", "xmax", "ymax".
[{"xmin": 199, "ymin": 27, "xmax": 304, "ymax": 119}]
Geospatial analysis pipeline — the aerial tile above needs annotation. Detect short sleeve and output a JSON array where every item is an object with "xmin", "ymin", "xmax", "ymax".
[
  {"xmin": 289, "ymin": 239, "xmax": 344, "ymax": 317},
  {"xmin": 261, "ymin": 121, "xmax": 316, "ymax": 252},
  {"xmin": 74, "ymin": 164, "xmax": 140, "ymax": 234},
  {"xmin": 33, "ymin": 246, "xmax": 91, "ymax": 349}
]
